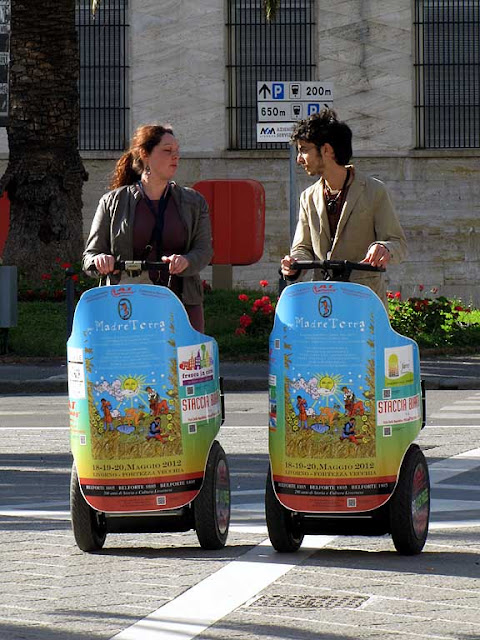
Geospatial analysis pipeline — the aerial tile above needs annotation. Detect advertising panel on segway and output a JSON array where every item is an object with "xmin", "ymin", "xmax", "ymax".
[
  {"xmin": 67, "ymin": 261, "xmax": 230, "ymax": 552},
  {"xmin": 266, "ymin": 260, "xmax": 430, "ymax": 555}
]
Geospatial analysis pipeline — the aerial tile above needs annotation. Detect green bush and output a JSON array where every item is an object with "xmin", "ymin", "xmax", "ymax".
[
  {"xmin": 387, "ymin": 290, "xmax": 480, "ymax": 349},
  {"xmin": 18, "ymin": 259, "xmax": 92, "ymax": 301}
]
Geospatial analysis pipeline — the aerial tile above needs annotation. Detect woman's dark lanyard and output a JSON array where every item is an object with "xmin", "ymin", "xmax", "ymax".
[{"xmin": 136, "ymin": 181, "xmax": 172, "ymax": 283}]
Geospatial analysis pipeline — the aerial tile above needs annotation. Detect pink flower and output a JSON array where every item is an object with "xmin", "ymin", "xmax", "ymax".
[
  {"xmin": 259, "ymin": 280, "xmax": 269, "ymax": 288},
  {"xmin": 238, "ymin": 294, "xmax": 249, "ymax": 302},
  {"xmin": 431, "ymin": 287, "xmax": 439, "ymax": 294}
]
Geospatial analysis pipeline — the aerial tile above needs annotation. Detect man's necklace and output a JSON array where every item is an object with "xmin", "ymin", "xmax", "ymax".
[{"xmin": 324, "ymin": 169, "xmax": 350, "ymax": 215}]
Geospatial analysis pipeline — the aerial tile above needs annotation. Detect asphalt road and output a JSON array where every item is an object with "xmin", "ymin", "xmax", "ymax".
[{"xmin": 0, "ymin": 391, "xmax": 479, "ymax": 640}]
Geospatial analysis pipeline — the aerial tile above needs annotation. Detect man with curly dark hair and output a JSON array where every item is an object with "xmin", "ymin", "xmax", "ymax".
[{"xmin": 280, "ymin": 108, "xmax": 407, "ymax": 306}]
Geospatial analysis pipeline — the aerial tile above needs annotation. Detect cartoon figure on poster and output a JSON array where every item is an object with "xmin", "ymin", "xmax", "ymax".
[
  {"xmin": 89, "ymin": 363, "xmax": 182, "ymax": 460},
  {"xmin": 285, "ymin": 363, "xmax": 376, "ymax": 460}
]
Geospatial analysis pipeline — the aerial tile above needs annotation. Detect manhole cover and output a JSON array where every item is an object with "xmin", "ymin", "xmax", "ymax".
[{"xmin": 249, "ymin": 594, "xmax": 368, "ymax": 609}]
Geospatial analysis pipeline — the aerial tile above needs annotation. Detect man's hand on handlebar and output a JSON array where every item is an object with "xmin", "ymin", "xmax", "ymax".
[
  {"xmin": 93, "ymin": 253, "xmax": 119, "ymax": 275},
  {"xmin": 162, "ymin": 254, "xmax": 190, "ymax": 275},
  {"xmin": 361, "ymin": 243, "xmax": 391, "ymax": 268},
  {"xmin": 280, "ymin": 255, "xmax": 298, "ymax": 277}
]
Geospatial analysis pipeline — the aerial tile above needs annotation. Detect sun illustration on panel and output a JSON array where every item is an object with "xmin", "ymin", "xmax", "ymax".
[
  {"xmin": 93, "ymin": 373, "xmax": 151, "ymax": 413},
  {"xmin": 118, "ymin": 374, "xmax": 149, "ymax": 405},
  {"xmin": 120, "ymin": 374, "xmax": 144, "ymax": 397},
  {"xmin": 317, "ymin": 374, "xmax": 341, "ymax": 394},
  {"xmin": 289, "ymin": 372, "xmax": 345, "ymax": 416},
  {"xmin": 314, "ymin": 373, "xmax": 344, "ymax": 406}
]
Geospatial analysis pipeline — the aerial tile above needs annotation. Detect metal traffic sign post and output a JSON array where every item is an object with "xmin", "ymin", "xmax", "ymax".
[{"xmin": 256, "ymin": 81, "xmax": 334, "ymax": 243}]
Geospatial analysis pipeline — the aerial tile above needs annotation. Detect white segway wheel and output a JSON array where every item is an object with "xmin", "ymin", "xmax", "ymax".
[
  {"xmin": 194, "ymin": 441, "xmax": 231, "ymax": 550},
  {"xmin": 70, "ymin": 463, "xmax": 107, "ymax": 552},
  {"xmin": 265, "ymin": 466, "xmax": 304, "ymax": 552},
  {"xmin": 389, "ymin": 444, "xmax": 430, "ymax": 555}
]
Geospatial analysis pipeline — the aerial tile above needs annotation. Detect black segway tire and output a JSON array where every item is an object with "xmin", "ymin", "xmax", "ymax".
[
  {"xmin": 193, "ymin": 441, "xmax": 231, "ymax": 550},
  {"xmin": 70, "ymin": 463, "xmax": 107, "ymax": 552},
  {"xmin": 389, "ymin": 444, "xmax": 430, "ymax": 555},
  {"xmin": 265, "ymin": 466, "xmax": 304, "ymax": 552}
]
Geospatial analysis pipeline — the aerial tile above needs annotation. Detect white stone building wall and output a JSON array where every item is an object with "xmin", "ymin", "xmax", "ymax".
[{"xmin": 2, "ymin": 0, "xmax": 480, "ymax": 304}]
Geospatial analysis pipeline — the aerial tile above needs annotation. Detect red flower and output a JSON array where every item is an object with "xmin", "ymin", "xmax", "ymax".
[
  {"xmin": 418, "ymin": 284, "xmax": 424, "ymax": 292},
  {"xmin": 454, "ymin": 305, "xmax": 463, "ymax": 311},
  {"xmin": 259, "ymin": 280, "xmax": 269, "ymax": 288},
  {"xmin": 238, "ymin": 294, "xmax": 249, "ymax": 302},
  {"xmin": 431, "ymin": 287, "xmax": 439, "ymax": 294},
  {"xmin": 61, "ymin": 262, "xmax": 72, "ymax": 269},
  {"xmin": 252, "ymin": 299, "xmax": 263, "ymax": 312},
  {"xmin": 235, "ymin": 327, "xmax": 246, "ymax": 336},
  {"xmin": 262, "ymin": 304, "xmax": 274, "ymax": 315},
  {"xmin": 72, "ymin": 274, "xmax": 79, "ymax": 282},
  {"xmin": 387, "ymin": 292, "xmax": 394, "ymax": 300},
  {"xmin": 41, "ymin": 273, "xmax": 52, "ymax": 280},
  {"xmin": 239, "ymin": 314, "xmax": 252, "ymax": 328},
  {"xmin": 261, "ymin": 296, "xmax": 271, "ymax": 304},
  {"xmin": 394, "ymin": 291, "xmax": 401, "ymax": 299}
]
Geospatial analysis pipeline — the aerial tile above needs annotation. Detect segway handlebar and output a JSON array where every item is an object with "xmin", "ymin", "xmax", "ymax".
[
  {"xmin": 89, "ymin": 260, "xmax": 171, "ymax": 275},
  {"xmin": 293, "ymin": 260, "xmax": 385, "ymax": 272},
  {"xmin": 113, "ymin": 260, "xmax": 170, "ymax": 273},
  {"xmin": 285, "ymin": 259, "xmax": 385, "ymax": 282}
]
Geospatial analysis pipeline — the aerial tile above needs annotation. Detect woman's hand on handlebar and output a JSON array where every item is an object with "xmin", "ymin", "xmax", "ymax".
[
  {"xmin": 162, "ymin": 254, "xmax": 190, "ymax": 275},
  {"xmin": 280, "ymin": 255, "xmax": 298, "ymax": 277},
  {"xmin": 93, "ymin": 253, "xmax": 118, "ymax": 275},
  {"xmin": 361, "ymin": 243, "xmax": 391, "ymax": 268}
]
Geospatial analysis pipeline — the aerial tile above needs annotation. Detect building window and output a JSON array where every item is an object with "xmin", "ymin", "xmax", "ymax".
[
  {"xmin": 76, "ymin": 0, "xmax": 129, "ymax": 151},
  {"xmin": 414, "ymin": 0, "xmax": 480, "ymax": 148},
  {"xmin": 227, "ymin": 0, "xmax": 316, "ymax": 150}
]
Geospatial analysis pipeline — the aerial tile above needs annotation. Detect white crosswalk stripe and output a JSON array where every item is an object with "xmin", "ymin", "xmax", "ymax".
[{"xmin": 428, "ymin": 392, "xmax": 480, "ymax": 422}]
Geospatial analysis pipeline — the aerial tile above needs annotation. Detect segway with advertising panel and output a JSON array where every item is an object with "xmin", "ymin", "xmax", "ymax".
[
  {"xmin": 68, "ymin": 261, "xmax": 230, "ymax": 552},
  {"xmin": 266, "ymin": 260, "xmax": 429, "ymax": 555}
]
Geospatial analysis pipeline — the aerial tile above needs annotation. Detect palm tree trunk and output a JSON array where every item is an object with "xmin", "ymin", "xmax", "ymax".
[{"xmin": 0, "ymin": 0, "xmax": 88, "ymax": 278}]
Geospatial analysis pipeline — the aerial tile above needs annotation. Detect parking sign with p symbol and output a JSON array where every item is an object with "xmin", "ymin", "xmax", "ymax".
[{"xmin": 272, "ymin": 83, "xmax": 285, "ymax": 100}]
